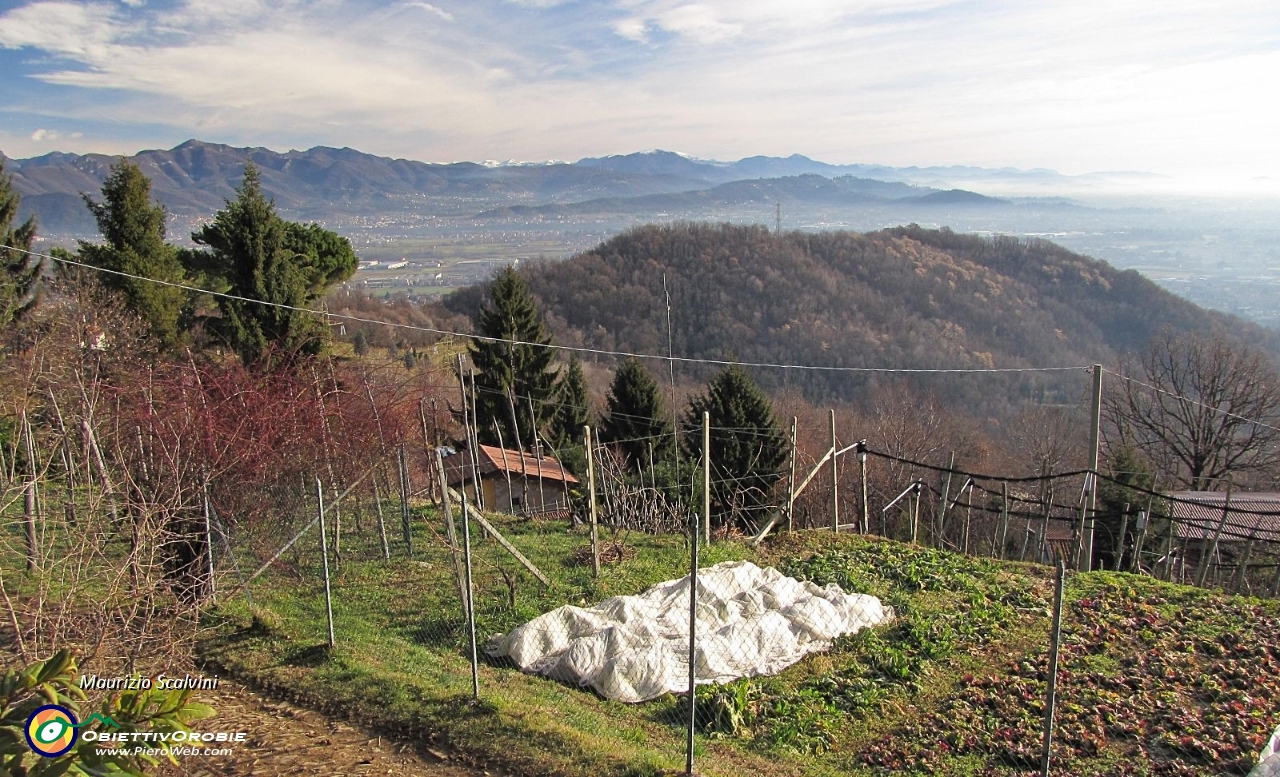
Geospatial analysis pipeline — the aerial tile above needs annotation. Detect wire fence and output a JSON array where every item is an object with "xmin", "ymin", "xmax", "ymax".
[
  {"xmin": 192, "ymin": 420, "xmax": 1280, "ymax": 776},
  {"xmin": 4, "ymin": 356, "xmax": 1280, "ymax": 776}
]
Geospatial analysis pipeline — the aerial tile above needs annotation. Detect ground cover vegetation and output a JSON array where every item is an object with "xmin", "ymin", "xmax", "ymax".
[{"xmin": 196, "ymin": 522, "xmax": 1280, "ymax": 777}]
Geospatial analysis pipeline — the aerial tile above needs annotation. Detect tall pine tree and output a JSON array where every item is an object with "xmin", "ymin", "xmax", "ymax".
[
  {"xmin": 550, "ymin": 354, "xmax": 590, "ymax": 476},
  {"xmin": 683, "ymin": 364, "xmax": 787, "ymax": 527},
  {"xmin": 552, "ymin": 354, "xmax": 590, "ymax": 444},
  {"xmin": 78, "ymin": 160, "xmax": 188, "ymax": 348},
  {"xmin": 0, "ymin": 158, "xmax": 42, "ymax": 325},
  {"xmin": 190, "ymin": 163, "xmax": 356, "ymax": 365},
  {"xmin": 470, "ymin": 265, "xmax": 559, "ymax": 447},
  {"xmin": 601, "ymin": 357, "xmax": 673, "ymax": 467}
]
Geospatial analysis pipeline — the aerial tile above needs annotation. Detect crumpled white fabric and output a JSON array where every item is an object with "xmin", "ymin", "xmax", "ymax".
[
  {"xmin": 1250, "ymin": 724, "xmax": 1280, "ymax": 777},
  {"xmin": 485, "ymin": 559, "xmax": 891, "ymax": 702}
]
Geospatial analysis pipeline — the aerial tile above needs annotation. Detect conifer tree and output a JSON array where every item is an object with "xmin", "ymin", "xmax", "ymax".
[
  {"xmin": 0, "ymin": 158, "xmax": 42, "ymax": 325},
  {"xmin": 78, "ymin": 160, "xmax": 188, "ymax": 347},
  {"xmin": 683, "ymin": 364, "xmax": 787, "ymax": 526},
  {"xmin": 550, "ymin": 354, "xmax": 590, "ymax": 476},
  {"xmin": 470, "ymin": 265, "xmax": 559, "ymax": 446},
  {"xmin": 601, "ymin": 357, "xmax": 673, "ymax": 467},
  {"xmin": 552, "ymin": 354, "xmax": 590, "ymax": 445},
  {"xmin": 190, "ymin": 163, "xmax": 357, "ymax": 365}
]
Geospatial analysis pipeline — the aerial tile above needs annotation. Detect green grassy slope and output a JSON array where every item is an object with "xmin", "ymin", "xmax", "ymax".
[{"xmin": 197, "ymin": 514, "xmax": 1280, "ymax": 776}]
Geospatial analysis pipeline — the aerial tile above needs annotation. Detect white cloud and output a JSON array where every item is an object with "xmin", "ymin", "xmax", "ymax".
[
  {"xmin": 0, "ymin": 2, "xmax": 121, "ymax": 55},
  {"xmin": 613, "ymin": 17, "xmax": 648, "ymax": 42},
  {"xmin": 0, "ymin": 0, "xmax": 1277, "ymax": 181},
  {"xmin": 404, "ymin": 2, "xmax": 454, "ymax": 21}
]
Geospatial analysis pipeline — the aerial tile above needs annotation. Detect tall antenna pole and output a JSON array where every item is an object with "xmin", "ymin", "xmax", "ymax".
[{"xmin": 665, "ymin": 273, "xmax": 679, "ymax": 484}]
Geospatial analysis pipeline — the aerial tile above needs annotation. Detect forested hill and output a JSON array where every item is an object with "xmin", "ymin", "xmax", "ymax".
[{"xmin": 445, "ymin": 223, "xmax": 1273, "ymax": 403}]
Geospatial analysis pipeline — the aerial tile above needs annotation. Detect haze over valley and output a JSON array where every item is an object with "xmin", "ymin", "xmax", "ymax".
[{"xmin": 8, "ymin": 141, "xmax": 1280, "ymax": 328}]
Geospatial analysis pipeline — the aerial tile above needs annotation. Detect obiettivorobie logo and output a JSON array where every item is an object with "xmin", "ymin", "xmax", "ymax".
[
  {"xmin": 24, "ymin": 705, "xmax": 111, "ymax": 758},
  {"xmin": 24, "ymin": 707, "xmax": 122, "ymax": 758},
  {"xmin": 25, "ymin": 704, "xmax": 245, "ymax": 759}
]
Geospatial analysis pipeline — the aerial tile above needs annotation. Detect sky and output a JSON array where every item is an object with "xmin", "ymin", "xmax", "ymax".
[{"xmin": 0, "ymin": 0, "xmax": 1277, "ymax": 187}]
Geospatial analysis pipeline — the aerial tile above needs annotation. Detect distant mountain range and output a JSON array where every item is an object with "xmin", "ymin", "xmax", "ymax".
[{"xmin": 4, "ymin": 141, "xmax": 1128, "ymax": 236}]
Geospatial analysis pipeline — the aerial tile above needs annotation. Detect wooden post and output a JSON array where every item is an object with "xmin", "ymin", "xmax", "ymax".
[
  {"xmin": 962, "ymin": 480, "xmax": 974, "ymax": 555},
  {"xmin": 418, "ymin": 399, "xmax": 438, "ymax": 507},
  {"xmin": 704, "ymin": 411, "xmax": 712, "ymax": 544},
  {"xmin": 494, "ymin": 421, "xmax": 515, "ymax": 514},
  {"xmin": 1040, "ymin": 471, "xmax": 1055, "ymax": 565},
  {"xmin": 787, "ymin": 416, "xmax": 797, "ymax": 533},
  {"xmin": 585, "ymin": 426, "xmax": 600, "ymax": 577},
  {"xmin": 504, "ymin": 388, "xmax": 529, "ymax": 513},
  {"xmin": 1163, "ymin": 513, "xmax": 1178, "ymax": 581},
  {"xmin": 937, "ymin": 451, "xmax": 955, "ymax": 549},
  {"xmin": 1270, "ymin": 553, "xmax": 1280, "ymax": 597},
  {"xmin": 457, "ymin": 355, "xmax": 479, "ymax": 510},
  {"xmin": 1074, "ymin": 473, "xmax": 1092, "ymax": 571},
  {"xmin": 1197, "ymin": 481, "xmax": 1232, "ymax": 588},
  {"xmin": 1235, "ymin": 533, "xmax": 1257, "ymax": 593},
  {"xmin": 528, "ymin": 394, "xmax": 546, "ymax": 512},
  {"xmin": 996, "ymin": 481, "xmax": 1010, "ymax": 559},
  {"xmin": 22, "ymin": 411, "xmax": 38, "ymax": 572},
  {"xmin": 202, "ymin": 468, "xmax": 216, "ymax": 602},
  {"xmin": 372, "ymin": 469, "xmax": 390, "ymax": 560},
  {"xmin": 829, "ymin": 410, "xmax": 839, "ymax": 533},
  {"xmin": 1082, "ymin": 365, "xmax": 1103, "ymax": 571}
]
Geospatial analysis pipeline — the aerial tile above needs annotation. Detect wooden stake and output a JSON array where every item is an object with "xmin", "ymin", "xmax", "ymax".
[
  {"xmin": 996, "ymin": 481, "xmax": 1010, "ymax": 559},
  {"xmin": 1197, "ymin": 480, "xmax": 1232, "ymax": 587},
  {"xmin": 937, "ymin": 451, "xmax": 955, "ymax": 549},
  {"xmin": 21, "ymin": 412, "xmax": 38, "ymax": 572},
  {"xmin": 373, "ymin": 469, "xmax": 390, "ymax": 560},
  {"xmin": 494, "ymin": 422, "xmax": 515, "ymax": 514}
]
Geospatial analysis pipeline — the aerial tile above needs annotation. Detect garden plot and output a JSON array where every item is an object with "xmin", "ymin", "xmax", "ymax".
[{"xmin": 485, "ymin": 560, "xmax": 892, "ymax": 702}]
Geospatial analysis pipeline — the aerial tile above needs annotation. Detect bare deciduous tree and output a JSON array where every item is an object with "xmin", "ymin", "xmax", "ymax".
[{"xmin": 1104, "ymin": 329, "xmax": 1280, "ymax": 491}]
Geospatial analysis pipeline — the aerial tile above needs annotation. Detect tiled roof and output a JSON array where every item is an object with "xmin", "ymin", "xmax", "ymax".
[{"xmin": 1166, "ymin": 491, "xmax": 1280, "ymax": 542}]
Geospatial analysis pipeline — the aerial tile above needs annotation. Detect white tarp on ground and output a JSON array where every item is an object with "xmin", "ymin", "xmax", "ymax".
[
  {"xmin": 484, "ymin": 559, "xmax": 891, "ymax": 703},
  {"xmin": 1250, "ymin": 724, "xmax": 1280, "ymax": 777}
]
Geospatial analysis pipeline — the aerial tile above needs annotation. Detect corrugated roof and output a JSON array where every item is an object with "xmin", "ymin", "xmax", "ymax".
[
  {"xmin": 442, "ymin": 445, "xmax": 579, "ymax": 487},
  {"xmin": 1167, "ymin": 491, "xmax": 1280, "ymax": 542}
]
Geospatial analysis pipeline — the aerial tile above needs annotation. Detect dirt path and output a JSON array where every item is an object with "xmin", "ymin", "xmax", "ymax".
[{"xmin": 160, "ymin": 677, "xmax": 502, "ymax": 777}]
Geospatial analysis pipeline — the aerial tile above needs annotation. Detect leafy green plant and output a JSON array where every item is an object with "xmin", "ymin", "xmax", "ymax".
[{"xmin": 0, "ymin": 650, "xmax": 216, "ymax": 776}]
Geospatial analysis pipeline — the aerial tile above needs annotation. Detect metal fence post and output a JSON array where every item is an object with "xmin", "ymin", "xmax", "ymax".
[
  {"xmin": 1040, "ymin": 561, "xmax": 1066, "ymax": 776},
  {"xmin": 202, "ymin": 467, "xmax": 216, "ymax": 603},
  {"xmin": 398, "ymin": 445, "xmax": 414, "ymax": 559},
  {"xmin": 316, "ymin": 477, "xmax": 336, "ymax": 649},
  {"xmin": 585, "ymin": 425, "xmax": 599, "ymax": 577},
  {"xmin": 687, "ymin": 412, "xmax": 708, "ymax": 777},
  {"xmin": 461, "ymin": 491, "xmax": 479, "ymax": 699}
]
